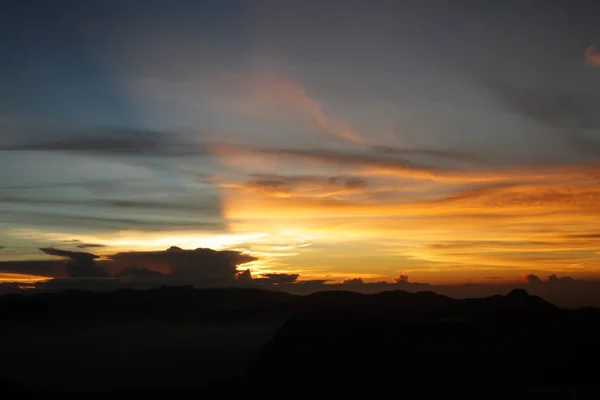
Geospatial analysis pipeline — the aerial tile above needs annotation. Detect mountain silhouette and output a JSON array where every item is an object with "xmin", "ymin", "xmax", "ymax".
[
  {"xmin": 243, "ymin": 288, "xmax": 594, "ymax": 392},
  {"xmin": 1, "ymin": 286, "xmax": 599, "ymax": 396}
]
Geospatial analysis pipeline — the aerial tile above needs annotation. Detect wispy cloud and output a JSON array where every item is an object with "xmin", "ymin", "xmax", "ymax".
[
  {"xmin": 223, "ymin": 75, "xmax": 365, "ymax": 143},
  {"xmin": 0, "ymin": 128, "xmax": 207, "ymax": 157},
  {"xmin": 585, "ymin": 44, "xmax": 600, "ymax": 67}
]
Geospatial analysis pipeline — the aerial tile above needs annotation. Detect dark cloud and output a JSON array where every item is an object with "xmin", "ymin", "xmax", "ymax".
[
  {"xmin": 342, "ymin": 277, "xmax": 364, "ymax": 285},
  {"xmin": 108, "ymin": 246, "xmax": 256, "ymax": 282},
  {"xmin": 77, "ymin": 243, "xmax": 107, "ymax": 249},
  {"xmin": 0, "ymin": 178, "xmax": 146, "ymax": 193},
  {"xmin": 0, "ymin": 260, "xmax": 65, "ymax": 278},
  {"xmin": 212, "ymin": 144, "xmax": 442, "ymax": 175},
  {"xmin": 245, "ymin": 173, "xmax": 368, "ymax": 195},
  {"xmin": 0, "ymin": 129, "xmax": 208, "ymax": 157},
  {"xmin": 0, "ymin": 196, "xmax": 222, "ymax": 213},
  {"xmin": 1, "ymin": 210, "xmax": 224, "ymax": 232},
  {"xmin": 523, "ymin": 274, "xmax": 543, "ymax": 284},
  {"xmin": 0, "ymin": 246, "xmax": 255, "ymax": 284},
  {"xmin": 0, "ymin": 283, "xmax": 24, "ymax": 295},
  {"xmin": 294, "ymin": 279, "xmax": 329, "ymax": 285},
  {"xmin": 41, "ymin": 248, "xmax": 108, "ymax": 278},
  {"xmin": 34, "ymin": 277, "xmax": 161, "ymax": 293},
  {"xmin": 236, "ymin": 269, "xmax": 253, "ymax": 281},
  {"xmin": 394, "ymin": 273, "xmax": 409, "ymax": 283},
  {"xmin": 116, "ymin": 266, "xmax": 166, "ymax": 280},
  {"xmin": 257, "ymin": 273, "xmax": 300, "ymax": 285}
]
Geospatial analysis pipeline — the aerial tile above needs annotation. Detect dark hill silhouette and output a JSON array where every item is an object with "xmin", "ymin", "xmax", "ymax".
[
  {"xmin": 1, "ymin": 286, "xmax": 599, "ymax": 396},
  {"xmin": 243, "ymin": 289, "xmax": 598, "ymax": 393}
]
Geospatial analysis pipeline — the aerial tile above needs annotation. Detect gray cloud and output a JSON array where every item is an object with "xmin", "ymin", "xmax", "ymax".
[
  {"xmin": 244, "ymin": 173, "xmax": 368, "ymax": 195},
  {"xmin": 372, "ymin": 145, "xmax": 486, "ymax": 165},
  {"xmin": 116, "ymin": 266, "xmax": 166, "ymax": 280},
  {"xmin": 342, "ymin": 277, "xmax": 364, "ymax": 285},
  {"xmin": 484, "ymin": 81, "xmax": 600, "ymax": 157},
  {"xmin": 41, "ymin": 247, "xmax": 108, "ymax": 278},
  {"xmin": 0, "ymin": 128, "xmax": 208, "ymax": 157},
  {"xmin": 0, "ymin": 195, "xmax": 222, "ymax": 213},
  {"xmin": 1, "ymin": 210, "xmax": 225, "ymax": 232},
  {"xmin": 1, "ymin": 246, "xmax": 256, "ymax": 284},
  {"xmin": 77, "ymin": 243, "xmax": 107, "ymax": 249},
  {"xmin": 107, "ymin": 246, "xmax": 256, "ymax": 282},
  {"xmin": 257, "ymin": 273, "xmax": 300, "ymax": 285},
  {"xmin": 0, "ymin": 260, "xmax": 65, "ymax": 278},
  {"xmin": 212, "ymin": 144, "xmax": 442, "ymax": 174},
  {"xmin": 0, "ymin": 283, "xmax": 24, "ymax": 295}
]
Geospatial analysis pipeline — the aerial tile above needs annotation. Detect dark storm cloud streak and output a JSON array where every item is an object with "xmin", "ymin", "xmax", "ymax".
[
  {"xmin": 0, "ymin": 138, "xmax": 208, "ymax": 157},
  {"xmin": 0, "ymin": 128, "xmax": 210, "ymax": 157},
  {"xmin": 0, "ymin": 210, "xmax": 225, "ymax": 231},
  {"xmin": 40, "ymin": 247, "xmax": 98, "ymax": 260},
  {"xmin": 0, "ymin": 196, "xmax": 221, "ymax": 212},
  {"xmin": 76, "ymin": 243, "xmax": 107, "ymax": 249}
]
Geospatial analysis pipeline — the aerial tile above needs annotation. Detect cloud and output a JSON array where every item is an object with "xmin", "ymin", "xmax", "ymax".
[
  {"xmin": 236, "ymin": 269, "xmax": 253, "ymax": 281},
  {"xmin": 585, "ymin": 44, "xmax": 600, "ymax": 67},
  {"xmin": 258, "ymin": 273, "xmax": 300, "ymax": 285},
  {"xmin": 0, "ymin": 128, "xmax": 207, "ymax": 157},
  {"xmin": 486, "ymin": 81, "xmax": 600, "ymax": 130},
  {"xmin": 0, "ymin": 282, "xmax": 24, "ymax": 295},
  {"xmin": 107, "ymin": 246, "xmax": 256, "ymax": 282},
  {"xmin": 41, "ymin": 247, "xmax": 108, "ymax": 278},
  {"xmin": 523, "ymin": 274, "xmax": 543, "ymax": 284},
  {"xmin": 372, "ymin": 145, "xmax": 486, "ymax": 166},
  {"xmin": 1, "ymin": 209, "xmax": 225, "ymax": 232},
  {"xmin": 77, "ymin": 243, "xmax": 107, "ymax": 249},
  {"xmin": 210, "ymin": 144, "xmax": 440, "ymax": 179},
  {"xmin": 0, "ymin": 260, "xmax": 65, "ymax": 278},
  {"xmin": 0, "ymin": 246, "xmax": 257, "ymax": 284},
  {"xmin": 484, "ymin": 80, "xmax": 600, "ymax": 158},
  {"xmin": 116, "ymin": 266, "xmax": 166, "ymax": 279},
  {"xmin": 224, "ymin": 75, "xmax": 365, "ymax": 143},
  {"xmin": 238, "ymin": 174, "xmax": 368, "ymax": 197},
  {"xmin": 394, "ymin": 272, "xmax": 409, "ymax": 283},
  {"xmin": 342, "ymin": 277, "xmax": 364, "ymax": 285}
]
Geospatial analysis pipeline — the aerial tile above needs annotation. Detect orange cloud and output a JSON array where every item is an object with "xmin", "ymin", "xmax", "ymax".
[
  {"xmin": 223, "ymin": 75, "xmax": 365, "ymax": 143},
  {"xmin": 586, "ymin": 44, "xmax": 600, "ymax": 67},
  {"xmin": 208, "ymin": 156, "xmax": 600, "ymax": 281}
]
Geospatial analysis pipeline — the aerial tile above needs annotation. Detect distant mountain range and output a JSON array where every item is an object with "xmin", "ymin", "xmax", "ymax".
[{"xmin": 2, "ymin": 287, "xmax": 600, "ymax": 396}]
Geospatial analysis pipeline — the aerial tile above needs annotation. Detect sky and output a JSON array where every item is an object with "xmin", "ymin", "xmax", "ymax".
[{"xmin": 2, "ymin": 0, "xmax": 600, "ymax": 286}]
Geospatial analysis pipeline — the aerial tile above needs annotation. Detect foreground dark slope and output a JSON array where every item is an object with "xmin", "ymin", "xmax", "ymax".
[
  {"xmin": 245, "ymin": 290, "xmax": 600, "ymax": 391},
  {"xmin": 1, "ymin": 287, "xmax": 600, "ymax": 396}
]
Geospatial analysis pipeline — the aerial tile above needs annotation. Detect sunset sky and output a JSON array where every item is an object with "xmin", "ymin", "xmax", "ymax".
[{"xmin": 2, "ymin": 1, "xmax": 600, "ymax": 285}]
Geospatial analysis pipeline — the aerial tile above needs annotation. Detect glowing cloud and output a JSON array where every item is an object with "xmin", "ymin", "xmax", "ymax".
[
  {"xmin": 585, "ymin": 44, "xmax": 600, "ymax": 67},
  {"xmin": 224, "ymin": 75, "xmax": 365, "ymax": 143}
]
